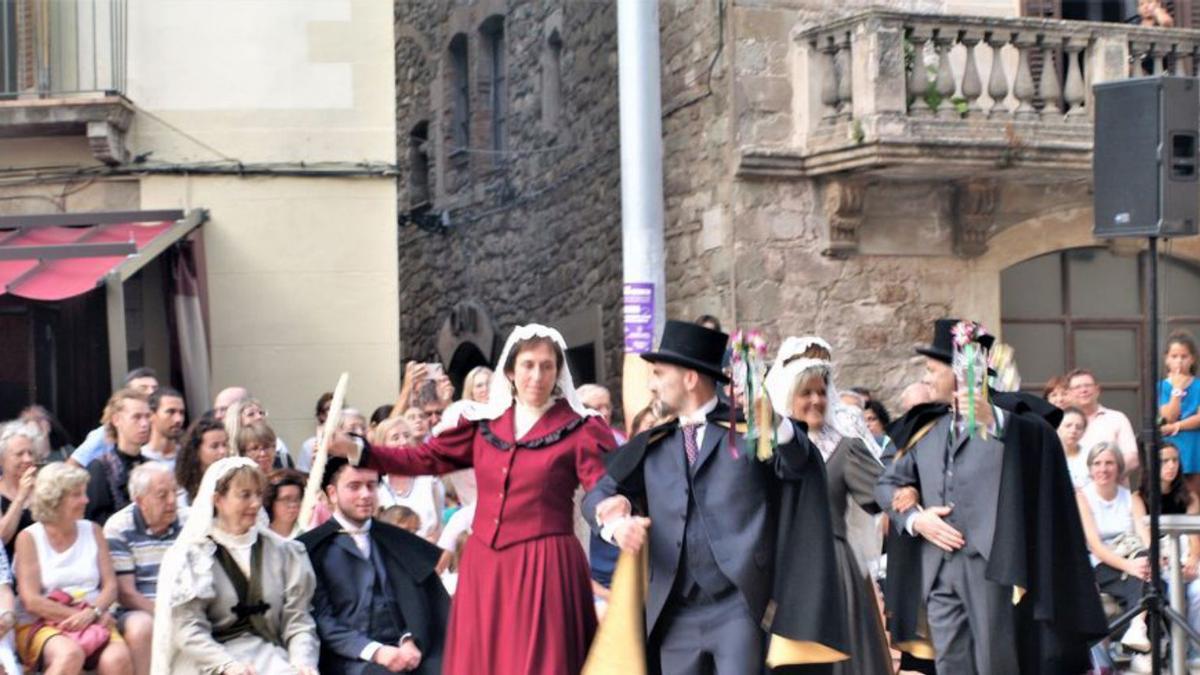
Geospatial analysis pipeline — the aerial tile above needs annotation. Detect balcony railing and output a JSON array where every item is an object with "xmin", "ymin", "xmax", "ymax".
[
  {"xmin": 739, "ymin": 10, "xmax": 1200, "ymax": 179},
  {"xmin": 1, "ymin": 0, "xmax": 127, "ymax": 99}
]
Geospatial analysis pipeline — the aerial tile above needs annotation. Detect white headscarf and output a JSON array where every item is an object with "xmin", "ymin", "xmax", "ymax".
[
  {"xmin": 763, "ymin": 336, "xmax": 884, "ymax": 460},
  {"xmin": 151, "ymin": 457, "xmax": 261, "ymax": 674},
  {"xmin": 433, "ymin": 324, "xmax": 596, "ymax": 434}
]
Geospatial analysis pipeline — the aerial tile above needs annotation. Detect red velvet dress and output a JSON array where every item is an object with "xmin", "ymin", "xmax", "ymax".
[{"xmin": 361, "ymin": 399, "xmax": 614, "ymax": 675}]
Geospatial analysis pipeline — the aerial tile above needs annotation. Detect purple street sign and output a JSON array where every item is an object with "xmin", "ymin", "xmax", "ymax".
[{"xmin": 623, "ymin": 282, "xmax": 655, "ymax": 354}]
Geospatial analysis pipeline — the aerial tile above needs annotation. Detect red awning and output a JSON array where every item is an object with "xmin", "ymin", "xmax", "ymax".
[{"xmin": 0, "ymin": 221, "xmax": 174, "ymax": 301}]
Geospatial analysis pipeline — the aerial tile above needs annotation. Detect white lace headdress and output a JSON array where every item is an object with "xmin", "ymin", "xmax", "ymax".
[
  {"xmin": 151, "ymin": 457, "xmax": 260, "ymax": 674},
  {"xmin": 433, "ymin": 323, "xmax": 595, "ymax": 434},
  {"xmin": 763, "ymin": 336, "xmax": 884, "ymax": 459}
]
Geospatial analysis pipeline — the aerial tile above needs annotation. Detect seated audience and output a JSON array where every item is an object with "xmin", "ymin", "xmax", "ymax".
[
  {"xmin": 70, "ymin": 368, "xmax": 159, "ymax": 468},
  {"xmin": 0, "ymin": 422, "xmax": 39, "ymax": 559},
  {"xmin": 265, "ymin": 470, "xmax": 307, "ymax": 539},
  {"xmin": 299, "ymin": 458, "xmax": 448, "ymax": 674},
  {"xmin": 152, "ymin": 458, "xmax": 319, "ymax": 674},
  {"xmin": 1059, "ymin": 407, "xmax": 1090, "ymax": 489},
  {"xmin": 1076, "ymin": 442, "xmax": 1152, "ymax": 654},
  {"xmin": 175, "ymin": 416, "xmax": 231, "ymax": 506},
  {"xmin": 15, "ymin": 462, "xmax": 132, "ymax": 674},
  {"xmin": 86, "ymin": 389, "xmax": 152, "ymax": 524},
  {"xmin": 103, "ymin": 463, "xmax": 184, "ymax": 675},
  {"xmin": 297, "ymin": 392, "xmax": 334, "ymax": 473}
]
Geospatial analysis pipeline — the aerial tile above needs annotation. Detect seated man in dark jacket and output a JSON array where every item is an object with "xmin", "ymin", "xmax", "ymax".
[{"xmin": 300, "ymin": 457, "xmax": 449, "ymax": 674}]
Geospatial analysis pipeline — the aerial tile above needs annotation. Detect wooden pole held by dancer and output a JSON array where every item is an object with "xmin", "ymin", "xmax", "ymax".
[{"xmin": 299, "ymin": 372, "xmax": 349, "ymax": 530}]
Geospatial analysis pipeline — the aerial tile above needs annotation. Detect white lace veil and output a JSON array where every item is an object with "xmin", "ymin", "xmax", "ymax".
[
  {"xmin": 433, "ymin": 323, "xmax": 596, "ymax": 433},
  {"xmin": 763, "ymin": 336, "xmax": 884, "ymax": 459},
  {"xmin": 151, "ymin": 457, "xmax": 260, "ymax": 674}
]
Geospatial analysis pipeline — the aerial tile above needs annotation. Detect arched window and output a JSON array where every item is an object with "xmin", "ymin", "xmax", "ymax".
[
  {"xmin": 408, "ymin": 120, "xmax": 431, "ymax": 210},
  {"xmin": 1000, "ymin": 247, "xmax": 1200, "ymax": 431},
  {"xmin": 447, "ymin": 33, "xmax": 469, "ymax": 154},
  {"xmin": 479, "ymin": 16, "xmax": 506, "ymax": 154},
  {"xmin": 542, "ymin": 29, "xmax": 562, "ymax": 130}
]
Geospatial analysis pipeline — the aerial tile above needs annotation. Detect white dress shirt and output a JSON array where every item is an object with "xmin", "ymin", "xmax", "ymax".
[
  {"xmin": 678, "ymin": 396, "xmax": 720, "ymax": 448},
  {"xmin": 332, "ymin": 511, "xmax": 372, "ymax": 558}
]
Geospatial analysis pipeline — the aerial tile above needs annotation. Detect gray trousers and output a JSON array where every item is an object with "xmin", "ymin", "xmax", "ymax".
[
  {"xmin": 926, "ymin": 551, "xmax": 1018, "ymax": 675},
  {"xmin": 653, "ymin": 590, "xmax": 762, "ymax": 675}
]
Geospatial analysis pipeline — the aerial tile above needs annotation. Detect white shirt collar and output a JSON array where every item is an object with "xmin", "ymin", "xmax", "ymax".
[
  {"xmin": 332, "ymin": 511, "xmax": 372, "ymax": 534},
  {"xmin": 679, "ymin": 397, "xmax": 720, "ymax": 427}
]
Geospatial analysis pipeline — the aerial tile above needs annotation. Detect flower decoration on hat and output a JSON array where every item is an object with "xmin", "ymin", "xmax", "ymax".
[{"xmin": 730, "ymin": 329, "xmax": 775, "ymax": 461}]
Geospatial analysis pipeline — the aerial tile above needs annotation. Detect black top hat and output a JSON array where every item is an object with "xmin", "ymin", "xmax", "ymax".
[
  {"xmin": 641, "ymin": 320, "xmax": 730, "ymax": 383},
  {"xmin": 916, "ymin": 318, "xmax": 996, "ymax": 364}
]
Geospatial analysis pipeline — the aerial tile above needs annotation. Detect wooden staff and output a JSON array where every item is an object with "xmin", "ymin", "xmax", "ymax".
[{"xmin": 299, "ymin": 372, "xmax": 349, "ymax": 530}]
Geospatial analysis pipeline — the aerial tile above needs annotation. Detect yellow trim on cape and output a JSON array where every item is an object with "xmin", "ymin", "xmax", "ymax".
[
  {"xmin": 713, "ymin": 419, "xmax": 748, "ymax": 434},
  {"xmin": 582, "ymin": 549, "xmax": 648, "ymax": 675},
  {"xmin": 1013, "ymin": 585, "xmax": 1026, "ymax": 605},
  {"xmin": 900, "ymin": 420, "xmax": 938, "ymax": 456},
  {"xmin": 766, "ymin": 635, "xmax": 850, "ymax": 667},
  {"xmin": 584, "ymin": 544, "xmax": 852, "ymax": 671},
  {"xmin": 894, "ymin": 639, "xmax": 937, "ymax": 660}
]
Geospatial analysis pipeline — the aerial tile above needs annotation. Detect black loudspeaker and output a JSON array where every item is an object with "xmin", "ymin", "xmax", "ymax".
[{"xmin": 1094, "ymin": 76, "xmax": 1199, "ymax": 238}]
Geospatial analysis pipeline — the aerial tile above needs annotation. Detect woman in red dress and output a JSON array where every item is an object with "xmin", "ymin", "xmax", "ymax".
[{"xmin": 334, "ymin": 325, "xmax": 615, "ymax": 675}]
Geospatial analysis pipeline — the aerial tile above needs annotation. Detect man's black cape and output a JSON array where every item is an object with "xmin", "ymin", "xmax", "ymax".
[
  {"xmin": 883, "ymin": 397, "xmax": 1107, "ymax": 674},
  {"xmin": 604, "ymin": 402, "xmax": 849, "ymax": 670},
  {"xmin": 299, "ymin": 518, "xmax": 450, "ymax": 674}
]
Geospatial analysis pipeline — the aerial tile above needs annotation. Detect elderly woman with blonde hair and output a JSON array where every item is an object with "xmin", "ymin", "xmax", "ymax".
[
  {"xmin": 13, "ymin": 462, "xmax": 131, "ymax": 675},
  {"xmin": 224, "ymin": 398, "xmax": 295, "ymax": 470}
]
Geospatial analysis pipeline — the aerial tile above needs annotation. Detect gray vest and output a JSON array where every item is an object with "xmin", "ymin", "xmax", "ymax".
[
  {"xmin": 938, "ymin": 425, "xmax": 1003, "ymax": 560},
  {"xmin": 675, "ymin": 448, "xmax": 735, "ymax": 600}
]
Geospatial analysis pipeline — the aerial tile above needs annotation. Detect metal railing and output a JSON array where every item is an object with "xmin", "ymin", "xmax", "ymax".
[
  {"xmin": 1155, "ymin": 515, "xmax": 1200, "ymax": 674},
  {"xmin": 1, "ymin": 0, "xmax": 127, "ymax": 99}
]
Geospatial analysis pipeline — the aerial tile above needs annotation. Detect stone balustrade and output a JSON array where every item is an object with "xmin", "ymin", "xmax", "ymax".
[{"xmin": 739, "ymin": 10, "xmax": 1200, "ymax": 180}]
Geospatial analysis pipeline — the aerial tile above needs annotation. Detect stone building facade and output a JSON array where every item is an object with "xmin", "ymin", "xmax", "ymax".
[
  {"xmin": 396, "ymin": 0, "xmax": 1200, "ymax": 427},
  {"xmin": 394, "ymin": 0, "xmax": 623, "ymax": 394}
]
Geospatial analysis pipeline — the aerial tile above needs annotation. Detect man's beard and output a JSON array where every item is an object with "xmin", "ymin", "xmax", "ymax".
[
  {"xmin": 337, "ymin": 503, "xmax": 374, "ymax": 527},
  {"xmin": 653, "ymin": 396, "xmax": 677, "ymax": 418}
]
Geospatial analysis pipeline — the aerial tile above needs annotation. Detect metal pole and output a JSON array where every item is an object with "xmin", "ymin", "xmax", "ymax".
[
  {"xmin": 1169, "ymin": 534, "xmax": 1185, "ymax": 674},
  {"xmin": 105, "ymin": 272, "xmax": 127, "ymax": 391},
  {"xmin": 1148, "ymin": 235, "xmax": 1164, "ymax": 674},
  {"xmin": 617, "ymin": 0, "xmax": 666, "ymax": 424}
]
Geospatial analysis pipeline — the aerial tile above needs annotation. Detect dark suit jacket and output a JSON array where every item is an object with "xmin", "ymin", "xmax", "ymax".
[
  {"xmin": 877, "ymin": 404, "xmax": 1108, "ymax": 674},
  {"xmin": 876, "ymin": 413, "xmax": 1005, "ymax": 599},
  {"xmin": 299, "ymin": 518, "xmax": 449, "ymax": 675},
  {"xmin": 582, "ymin": 405, "xmax": 847, "ymax": 658}
]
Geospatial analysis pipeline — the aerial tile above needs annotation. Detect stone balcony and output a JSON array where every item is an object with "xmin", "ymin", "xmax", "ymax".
[
  {"xmin": 0, "ymin": 95, "xmax": 134, "ymax": 165},
  {"xmin": 736, "ymin": 10, "xmax": 1200, "ymax": 256},
  {"xmin": 0, "ymin": 0, "xmax": 131, "ymax": 165}
]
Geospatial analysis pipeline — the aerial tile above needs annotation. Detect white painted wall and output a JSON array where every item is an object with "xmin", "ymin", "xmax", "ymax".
[
  {"xmin": 125, "ymin": 0, "xmax": 399, "ymax": 450},
  {"xmin": 125, "ymin": 0, "xmax": 395, "ymax": 164}
]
